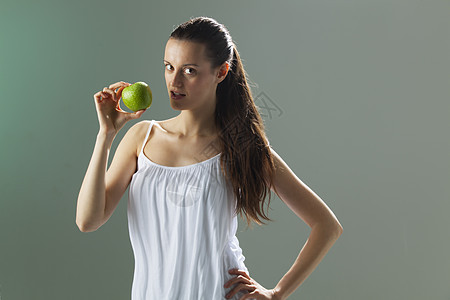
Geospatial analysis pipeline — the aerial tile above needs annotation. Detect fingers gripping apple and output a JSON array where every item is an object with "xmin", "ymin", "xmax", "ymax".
[{"xmin": 122, "ymin": 82, "xmax": 153, "ymax": 112}]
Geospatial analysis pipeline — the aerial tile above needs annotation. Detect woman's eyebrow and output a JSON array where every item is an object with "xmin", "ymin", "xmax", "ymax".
[{"xmin": 163, "ymin": 60, "xmax": 199, "ymax": 67}]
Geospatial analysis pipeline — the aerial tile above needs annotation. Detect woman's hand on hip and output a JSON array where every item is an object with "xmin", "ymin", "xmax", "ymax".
[{"xmin": 224, "ymin": 268, "xmax": 283, "ymax": 300}]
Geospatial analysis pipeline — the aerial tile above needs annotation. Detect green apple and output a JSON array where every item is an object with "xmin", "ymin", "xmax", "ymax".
[{"xmin": 121, "ymin": 81, "xmax": 152, "ymax": 112}]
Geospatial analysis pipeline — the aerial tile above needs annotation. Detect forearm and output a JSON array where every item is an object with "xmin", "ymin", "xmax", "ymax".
[
  {"xmin": 273, "ymin": 223, "xmax": 343, "ymax": 300},
  {"xmin": 76, "ymin": 131, "xmax": 115, "ymax": 232}
]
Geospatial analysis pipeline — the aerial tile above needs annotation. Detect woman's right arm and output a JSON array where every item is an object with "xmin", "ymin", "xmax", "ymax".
[{"xmin": 76, "ymin": 81, "xmax": 146, "ymax": 232}]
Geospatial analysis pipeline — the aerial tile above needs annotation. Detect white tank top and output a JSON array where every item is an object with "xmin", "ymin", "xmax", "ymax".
[{"xmin": 127, "ymin": 120, "xmax": 249, "ymax": 300}]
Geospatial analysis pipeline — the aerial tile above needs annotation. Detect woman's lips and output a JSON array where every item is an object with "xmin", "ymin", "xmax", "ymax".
[{"xmin": 171, "ymin": 91, "xmax": 186, "ymax": 99}]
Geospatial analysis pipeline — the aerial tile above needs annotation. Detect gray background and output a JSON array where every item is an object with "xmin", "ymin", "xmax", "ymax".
[{"xmin": 1, "ymin": 0, "xmax": 449, "ymax": 299}]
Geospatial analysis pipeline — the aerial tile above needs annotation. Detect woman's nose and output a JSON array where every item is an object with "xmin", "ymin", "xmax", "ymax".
[{"xmin": 170, "ymin": 71, "xmax": 183, "ymax": 87}]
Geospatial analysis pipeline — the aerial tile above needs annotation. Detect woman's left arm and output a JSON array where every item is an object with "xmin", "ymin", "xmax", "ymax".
[
  {"xmin": 224, "ymin": 147, "xmax": 343, "ymax": 300},
  {"xmin": 269, "ymin": 147, "xmax": 343, "ymax": 300}
]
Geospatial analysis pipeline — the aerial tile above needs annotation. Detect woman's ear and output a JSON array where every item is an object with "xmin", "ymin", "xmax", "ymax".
[{"xmin": 217, "ymin": 62, "xmax": 230, "ymax": 83}]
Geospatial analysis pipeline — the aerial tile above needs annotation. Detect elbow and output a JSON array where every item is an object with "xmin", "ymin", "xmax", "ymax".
[
  {"xmin": 76, "ymin": 219, "xmax": 100, "ymax": 233},
  {"xmin": 336, "ymin": 224, "xmax": 343, "ymax": 237},
  {"xmin": 327, "ymin": 224, "xmax": 343, "ymax": 241},
  {"xmin": 77, "ymin": 224, "xmax": 92, "ymax": 233},
  {"xmin": 77, "ymin": 222, "xmax": 91, "ymax": 232},
  {"xmin": 327, "ymin": 216, "xmax": 343, "ymax": 237},
  {"xmin": 76, "ymin": 209, "xmax": 105, "ymax": 232},
  {"xmin": 330, "ymin": 219, "xmax": 343, "ymax": 237},
  {"xmin": 333, "ymin": 221, "xmax": 343, "ymax": 238},
  {"xmin": 313, "ymin": 220, "xmax": 343, "ymax": 239}
]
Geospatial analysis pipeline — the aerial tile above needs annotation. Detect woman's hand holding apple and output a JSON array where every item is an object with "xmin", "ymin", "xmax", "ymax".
[{"xmin": 93, "ymin": 81, "xmax": 146, "ymax": 137}]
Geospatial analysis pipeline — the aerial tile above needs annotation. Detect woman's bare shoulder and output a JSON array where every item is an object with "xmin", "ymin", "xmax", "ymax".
[
  {"xmin": 124, "ymin": 119, "xmax": 170, "ymax": 154},
  {"xmin": 127, "ymin": 120, "xmax": 152, "ymax": 135},
  {"xmin": 125, "ymin": 118, "xmax": 174, "ymax": 142},
  {"xmin": 119, "ymin": 120, "xmax": 152, "ymax": 155}
]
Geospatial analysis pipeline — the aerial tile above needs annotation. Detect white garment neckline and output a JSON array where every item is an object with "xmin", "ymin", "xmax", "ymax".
[{"xmin": 141, "ymin": 151, "xmax": 221, "ymax": 170}]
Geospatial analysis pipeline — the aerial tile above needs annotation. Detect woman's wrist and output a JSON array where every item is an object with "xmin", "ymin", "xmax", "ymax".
[
  {"xmin": 272, "ymin": 287, "xmax": 286, "ymax": 300},
  {"xmin": 97, "ymin": 129, "xmax": 116, "ymax": 144}
]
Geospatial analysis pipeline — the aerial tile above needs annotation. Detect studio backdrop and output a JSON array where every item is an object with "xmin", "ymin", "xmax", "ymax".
[{"xmin": 1, "ymin": 0, "xmax": 449, "ymax": 299}]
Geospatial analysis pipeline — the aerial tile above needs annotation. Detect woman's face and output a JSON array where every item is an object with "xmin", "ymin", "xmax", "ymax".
[{"xmin": 163, "ymin": 38, "xmax": 226, "ymax": 111}]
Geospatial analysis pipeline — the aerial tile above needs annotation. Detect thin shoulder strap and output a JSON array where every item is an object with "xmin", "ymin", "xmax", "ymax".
[{"xmin": 140, "ymin": 120, "xmax": 155, "ymax": 155}]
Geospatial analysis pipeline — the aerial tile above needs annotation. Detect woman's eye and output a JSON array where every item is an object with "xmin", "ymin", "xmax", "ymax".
[
  {"xmin": 164, "ymin": 64, "xmax": 173, "ymax": 71},
  {"xmin": 185, "ymin": 68, "xmax": 196, "ymax": 75}
]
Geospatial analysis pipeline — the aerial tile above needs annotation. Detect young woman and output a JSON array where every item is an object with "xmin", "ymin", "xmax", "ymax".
[{"xmin": 76, "ymin": 16, "xmax": 343, "ymax": 300}]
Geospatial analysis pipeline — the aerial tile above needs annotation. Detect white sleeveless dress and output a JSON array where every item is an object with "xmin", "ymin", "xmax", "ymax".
[{"xmin": 127, "ymin": 120, "xmax": 250, "ymax": 300}]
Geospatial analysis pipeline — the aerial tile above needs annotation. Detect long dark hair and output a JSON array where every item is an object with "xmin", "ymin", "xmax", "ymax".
[{"xmin": 170, "ymin": 16, "xmax": 276, "ymax": 229}]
